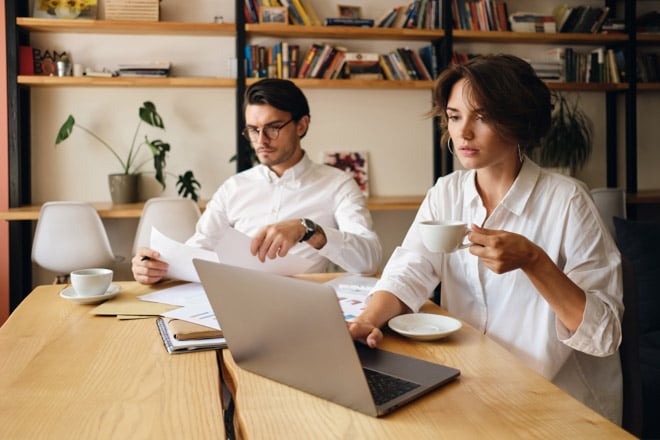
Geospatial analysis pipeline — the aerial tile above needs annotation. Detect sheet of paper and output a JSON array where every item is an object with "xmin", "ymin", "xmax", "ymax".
[
  {"xmin": 325, "ymin": 274, "xmax": 378, "ymax": 320},
  {"xmin": 215, "ymin": 227, "xmax": 314, "ymax": 275},
  {"xmin": 139, "ymin": 282, "xmax": 208, "ymax": 306},
  {"xmin": 162, "ymin": 303, "xmax": 221, "ymax": 331},
  {"xmin": 150, "ymin": 227, "xmax": 219, "ymax": 282},
  {"xmin": 91, "ymin": 294, "xmax": 179, "ymax": 316}
]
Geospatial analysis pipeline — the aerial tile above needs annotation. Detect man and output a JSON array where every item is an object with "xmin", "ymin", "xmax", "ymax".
[{"xmin": 132, "ymin": 78, "xmax": 381, "ymax": 284}]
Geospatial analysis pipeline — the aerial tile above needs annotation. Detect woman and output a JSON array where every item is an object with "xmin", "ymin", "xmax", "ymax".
[{"xmin": 349, "ymin": 54, "xmax": 623, "ymax": 423}]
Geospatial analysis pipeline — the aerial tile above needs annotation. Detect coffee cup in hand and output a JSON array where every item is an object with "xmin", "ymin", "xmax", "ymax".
[
  {"xmin": 418, "ymin": 220, "xmax": 472, "ymax": 253},
  {"xmin": 70, "ymin": 268, "xmax": 113, "ymax": 297}
]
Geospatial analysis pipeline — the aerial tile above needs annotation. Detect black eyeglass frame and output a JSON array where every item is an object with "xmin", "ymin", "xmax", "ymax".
[{"xmin": 242, "ymin": 118, "xmax": 295, "ymax": 142}]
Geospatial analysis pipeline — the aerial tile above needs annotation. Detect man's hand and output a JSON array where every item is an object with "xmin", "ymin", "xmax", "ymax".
[
  {"xmin": 132, "ymin": 248, "xmax": 169, "ymax": 285},
  {"xmin": 250, "ymin": 219, "xmax": 305, "ymax": 262}
]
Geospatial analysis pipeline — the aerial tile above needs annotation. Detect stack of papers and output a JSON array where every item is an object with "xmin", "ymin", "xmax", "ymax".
[{"xmin": 117, "ymin": 61, "xmax": 171, "ymax": 77}]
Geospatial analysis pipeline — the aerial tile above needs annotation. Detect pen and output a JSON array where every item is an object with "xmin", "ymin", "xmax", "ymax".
[{"xmin": 140, "ymin": 256, "xmax": 152, "ymax": 262}]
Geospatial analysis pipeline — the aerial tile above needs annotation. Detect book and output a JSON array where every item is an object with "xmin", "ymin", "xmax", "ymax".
[
  {"xmin": 156, "ymin": 317, "xmax": 226, "ymax": 354},
  {"xmin": 342, "ymin": 52, "xmax": 383, "ymax": 79},
  {"xmin": 290, "ymin": 0, "xmax": 312, "ymax": 25},
  {"xmin": 322, "ymin": 151, "xmax": 369, "ymax": 196},
  {"xmin": 299, "ymin": 0, "xmax": 322, "ymax": 26},
  {"xmin": 19, "ymin": 46, "xmax": 34, "ymax": 75},
  {"xmin": 324, "ymin": 17, "xmax": 375, "ymax": 27},
  {"xmin": 297, "ymin": 42, "xmax": 323, "ymax": 78}
]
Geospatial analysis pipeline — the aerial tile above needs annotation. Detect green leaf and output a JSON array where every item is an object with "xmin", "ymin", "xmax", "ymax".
[
  {"xmin": 176, "ymin": 170, "xmax": 201, "ymax": 201},
  {"xmin": 147, "ymin": 138, "xmax": 170, "ymax": 189},
  {"xmin": 55, "ymin": 115, "xmax": 75, "ymax": 144},
  {"xmin": 139, "ymin": 101, "xmax": 165, "ymax": 129}
]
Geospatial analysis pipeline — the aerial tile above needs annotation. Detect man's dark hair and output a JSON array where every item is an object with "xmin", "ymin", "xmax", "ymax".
[{"xmin": 243, "ymin": 78, "xmax": 311, "ymax": 122}]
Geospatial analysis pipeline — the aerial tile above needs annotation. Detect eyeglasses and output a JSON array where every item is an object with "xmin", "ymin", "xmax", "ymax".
[{"xmin": 242, "ymin": 118, "xmax": 294, "ymax": 142}]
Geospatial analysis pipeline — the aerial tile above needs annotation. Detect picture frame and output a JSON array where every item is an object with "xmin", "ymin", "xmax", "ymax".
[
  {"xmin": 322, "ymin": 151, "xmax": 369, "ymax": 196},
  {"xmin": 32, "ymin": 0, "xmax": 98, "ymax": 20},
  {"xmin": 337, "ymin": 5, "xmax": 362, "ymax": 19},
  {"xmin": 260, "ymin": 6, "xmax": 288, "ymax": 24}
]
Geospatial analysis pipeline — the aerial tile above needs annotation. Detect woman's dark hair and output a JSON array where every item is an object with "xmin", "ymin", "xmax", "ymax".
[{"xmin": 432, "ymin": 54, "xmax": 552, "ymax": 153}]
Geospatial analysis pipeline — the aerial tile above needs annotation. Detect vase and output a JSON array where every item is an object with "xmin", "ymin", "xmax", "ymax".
[
  {"xmin": 54, "ymin": 7, "xmax": 81, "ymax": 19},
  {"xmin": 108, "ymin": 173, "xmax": 139, "ymax": 204}
]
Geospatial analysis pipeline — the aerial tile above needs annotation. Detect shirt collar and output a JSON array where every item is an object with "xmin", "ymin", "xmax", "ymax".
[
  {"xmin": 256, "ymin": 150, "xmax": 310, "ymax": 188},
  {"xmin": 463, "ymin": 157, "xmax": 541, "ymax": 216}
]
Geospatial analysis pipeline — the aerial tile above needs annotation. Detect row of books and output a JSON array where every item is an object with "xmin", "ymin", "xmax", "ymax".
[
  {"xmin": 376, "ymin": 0, "xmax": 443, "ymax": 30},
  {"xmin": 245, "ymin": 42, "xmax": 437, "ymax": 81},
  {"xmin": 244, "ymin": 0, "xmax": 321, "ymax": 25},
  {"xmin": 451, "ymin": 0, "xmax": 509, "ymax": 31},
  {"xmin": 554, "ymin": 5, "xmax": 610, "ymax": 34},
  {"xmin": 638, "ymin": 52, "xmax": 660, "ymax": 83},
  {"xmin": 453, "ymin": 48, "xmax": 626, "ymax": 84}
]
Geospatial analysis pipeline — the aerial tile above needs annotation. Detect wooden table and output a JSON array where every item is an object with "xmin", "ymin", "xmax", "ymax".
[
  {"xmin": 0, "ymin": 282, "xmax": 224, "ymax": 439},
  {"xmin": 0, "ymin": 279, "xmax": 635, "ymax": 439},
  {"xmin": 220, "ymin": 299, "xmax": 634, "ymax": 439}
]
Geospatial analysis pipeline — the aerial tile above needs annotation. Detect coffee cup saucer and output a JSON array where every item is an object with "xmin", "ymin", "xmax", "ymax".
[{"xmin": 60, "ymin": 284, "xmax": 121, "ymax": 305}]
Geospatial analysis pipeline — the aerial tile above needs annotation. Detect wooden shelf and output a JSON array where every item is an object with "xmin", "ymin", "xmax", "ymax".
[
  {"xmin": 0, "ymin": 196, "xmax": 424, "ymax": 221},
  {"xmin": 637, "ymin": 32, "xmax": 660, "ymax": 44},
  {"xmin": 547, "ymin": 82, "xmax": 629, "ymax": 92},
  {"xmin": 453, "ymin": 30, "xmax": 628, "ymax": 45},
  {"xmin": 17, "ymin": 75, "xmax": 236, "ymax": 87},
  {"xmin": 16, "ymin": 17, "xmax": 236, "ymax": 36},
  {"xmin": 246, "ymin": 23, "xmax": 443, "ymax": 41},
  {"xmin": 626, "ymin": 190, "xmax": 660, "ymax": 205},
  {"xmin": 246, "ymin": 77, "xmax": 434, "ymax": 89},
  {"xmin": 638, "ymin": 83, "xmax": 660, "ymax": 91},
  {"xmin": 367, "ymin": 196, "xmax": 424, "ymax": 211}
]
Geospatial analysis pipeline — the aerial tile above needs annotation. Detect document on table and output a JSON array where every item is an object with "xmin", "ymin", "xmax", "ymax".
[
  {"xmin": 139, "ymin": 282, "xmax": 221, "ymax": 330},
  {"xmin": 324, "ymin": 274, "xmax": 378, "ymax": 320}
]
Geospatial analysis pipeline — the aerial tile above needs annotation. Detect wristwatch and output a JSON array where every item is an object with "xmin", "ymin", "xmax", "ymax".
[{"xmin": 299, "ymin": 218, "xmax": 316, "ymax": 242}]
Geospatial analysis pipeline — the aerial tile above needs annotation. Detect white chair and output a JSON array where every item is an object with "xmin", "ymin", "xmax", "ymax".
[
  {"xmin": 591, "ymin": 187, "xmax": 627, "ymax": 237},
  {"xmin": 32, "ymin": 201, "xmax": 119, "ymax": 284},
  {"xmin": 132, "ymin": 196, "xmax": 202, "ymax": 255}
]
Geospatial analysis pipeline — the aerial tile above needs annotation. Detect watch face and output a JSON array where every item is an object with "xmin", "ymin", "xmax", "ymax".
[{"xmin": 303, "ymin": 218, "xmax": 315, "ymax": 231}]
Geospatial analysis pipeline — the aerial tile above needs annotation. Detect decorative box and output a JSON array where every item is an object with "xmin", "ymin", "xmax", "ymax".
[{"xmin": 104, "ymin": 0, "xmax": 160, "ymax": 22}]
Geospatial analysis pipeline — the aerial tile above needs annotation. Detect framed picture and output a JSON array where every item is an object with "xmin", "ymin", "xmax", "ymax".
[
  {"xmin": 323, "ymin": 151, "xmax": 369, "ymax": 196},
  {"xmin": 32, "ymin": 0, "xmax": 98, "ymax": 19},
  {"xmin": 260, "ymin": 6, "xmax": 288, "ymax": 24},
  {"xmin": 337, "ymin": 5, "xmax": 362, "ymax": 19}
]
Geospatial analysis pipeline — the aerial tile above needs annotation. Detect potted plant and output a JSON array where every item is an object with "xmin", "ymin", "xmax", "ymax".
[
  {"xmin": 55, "ymin": 101, "xmax": 201, "ymax": 203},
  {"xmin": 535, "ymin": 92, "xmax": 593, "ymax": 175}
]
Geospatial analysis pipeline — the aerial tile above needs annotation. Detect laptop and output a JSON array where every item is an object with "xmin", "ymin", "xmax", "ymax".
[{"xmin": 193, "ymin": 259, "xmax": 460, "ymax": 417}]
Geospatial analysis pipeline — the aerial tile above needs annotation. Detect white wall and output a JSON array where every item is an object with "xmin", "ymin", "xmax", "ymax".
[{"xmin": 28, "ymin": 0, "xmax": 660, "ymax": 284}]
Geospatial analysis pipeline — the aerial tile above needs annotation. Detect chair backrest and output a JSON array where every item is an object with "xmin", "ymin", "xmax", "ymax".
[
  {"xmin": 590, "ymin": 187, "xmax": 626, "ymax": 237},
  {"xmin": 132, "ymin": 196, "xmax": 201, "ymax": 255},
  {"xmin": 619, "ymin": 256, "xmax": 643, "ymax": 437},
  {"xmin": 32, "ymin": 201, "xmax": 117, "ymax": 275}
]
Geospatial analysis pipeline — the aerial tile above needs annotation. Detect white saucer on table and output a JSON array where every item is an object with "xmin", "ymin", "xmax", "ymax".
[
  {"xmin": 388, "ymin": 313, "xmax": 462, "ymax": 341},
  {"xmin": 59, "ymin": 284, "xmax": 121, "ymax": 305}
]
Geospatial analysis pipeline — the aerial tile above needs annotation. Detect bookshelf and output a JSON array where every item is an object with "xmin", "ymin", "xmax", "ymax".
[{"xmin": 3, "ymin": 0, "xmax": 659, "ymax": 307}]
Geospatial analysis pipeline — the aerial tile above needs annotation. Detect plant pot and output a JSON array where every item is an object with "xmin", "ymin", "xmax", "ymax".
[{"xmin": 108, "ymin": 173, "xmax": 139, "ymax": 204}]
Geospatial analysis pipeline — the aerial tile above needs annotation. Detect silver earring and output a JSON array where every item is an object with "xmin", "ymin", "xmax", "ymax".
[
  {"xmin": 447, "ymin": 138, "xmax": 455, "ymax": 155},
  {"xmin": 517, "ymin": 144, "xmax": 524, "ymax": 163}
]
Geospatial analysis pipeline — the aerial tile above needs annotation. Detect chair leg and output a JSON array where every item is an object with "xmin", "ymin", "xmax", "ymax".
[{"xmin": 54, "ymin": 274, "xmax": 70, "ymax": 284}]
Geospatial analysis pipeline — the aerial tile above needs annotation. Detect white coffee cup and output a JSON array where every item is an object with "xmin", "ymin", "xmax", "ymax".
[
  {"xmin": 418, "ymin": 220, "xmax": 472, "ymax": 253},
  {"xmin": 70, "ymin": 268, "xmax": 113, "ymax": 297}
]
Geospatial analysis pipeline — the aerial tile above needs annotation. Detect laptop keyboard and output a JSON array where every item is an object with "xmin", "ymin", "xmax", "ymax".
[{"xmin": 363, "ymin": 368, "xmax": 420, "ymax": 406}]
